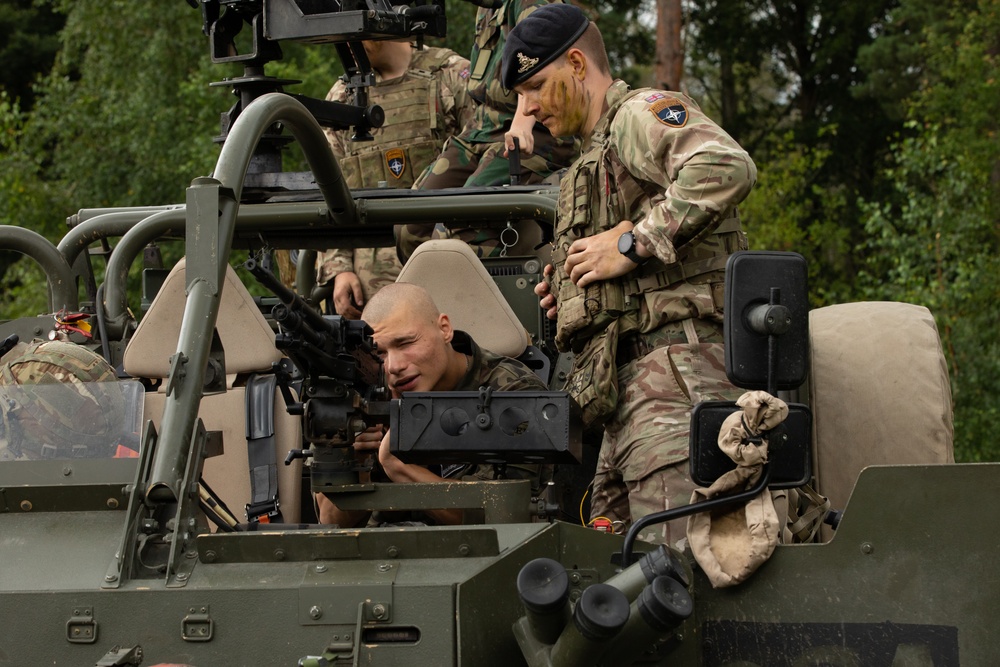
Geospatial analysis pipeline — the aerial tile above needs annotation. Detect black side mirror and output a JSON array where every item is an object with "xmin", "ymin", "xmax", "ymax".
[
  {"xmin": 724, "ymin": 251, "xmax": 810, "ymax": 392},
  {"xmin": 689, "ymin": 400, "xmax": 812, "ymax": 489},
  {"xmin": 689, "ymin": 251, "xmax": 813, "ymax": 487}
]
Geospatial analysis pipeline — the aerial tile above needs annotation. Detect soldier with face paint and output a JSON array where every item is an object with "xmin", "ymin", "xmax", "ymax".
[
  {"xmin": 501, "ymin": 5, "xmax": 757, "ymax": 548},
  {"xmin": 317, "ymin": 40, "xmax": 474, "ymax": 318}
]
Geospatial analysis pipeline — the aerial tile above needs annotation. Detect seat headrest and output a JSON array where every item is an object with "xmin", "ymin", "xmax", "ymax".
[
  {"xmin": 123, "ymin": 258, "xmax": 283, "ymax": 379},
  {"xmin": 395, "ymin": 240, "xmax": 530, "ymax": 358}
]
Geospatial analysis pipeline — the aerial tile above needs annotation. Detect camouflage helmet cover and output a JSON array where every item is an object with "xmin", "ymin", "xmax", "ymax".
[{"xmin": 0, "ymin": 341, "xmax": 125, "ymax": 460}]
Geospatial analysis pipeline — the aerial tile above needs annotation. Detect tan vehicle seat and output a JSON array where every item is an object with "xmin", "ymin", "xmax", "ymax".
[
  {"xmin": 808, "ymin": 302, "xmax": 954, "ymax": 522},
  {"xmin": 395, "ymin": 239, "xmax": 530, "ymax": 358},
  {"xmin": 123, "ymin": 258, "xmax": 303, "ymax": 525}
]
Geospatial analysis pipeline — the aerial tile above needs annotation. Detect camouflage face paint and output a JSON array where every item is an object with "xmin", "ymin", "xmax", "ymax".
[{"xmin": 525, "ymin": 65, "xmax": 588, "ymax": 138}]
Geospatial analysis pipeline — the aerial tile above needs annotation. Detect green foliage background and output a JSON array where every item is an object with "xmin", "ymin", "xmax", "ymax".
[{"xmin": 0, "ymin": 0, "xmax": 997, "ymax": 462}]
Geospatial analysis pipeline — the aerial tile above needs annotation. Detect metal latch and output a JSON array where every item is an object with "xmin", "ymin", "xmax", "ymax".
[
  {"xmin": 66, "ymin": 607, "xmax": 98, "ymax": 644},
  {"xmin": 182, "ymin": 605, "xmax": 214, "ymax": 642}
]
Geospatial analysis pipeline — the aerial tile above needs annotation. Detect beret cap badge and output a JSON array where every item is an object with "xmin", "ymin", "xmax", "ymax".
[
  {"xmin": 500, "ymin": 3, "xmax": 590, "ymax": 89},
  {"xmin": 517, "ymin": 52, "xmax": 540, "ymax": 74}
]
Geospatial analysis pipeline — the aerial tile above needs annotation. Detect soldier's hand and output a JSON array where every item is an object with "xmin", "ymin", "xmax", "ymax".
[
  {"xmin": 534, "ymin": 263, "xmax": 558, "ymax": 320},
  {"xmin": 376, "ymin": 428, "xmax": 406, "ymax": 480},
  {"xmin": 503, "ymin": 124, "xmax": 535, "ymax": 156},
  {"xmin": 507, "ymin": 95, "xmax": 537, "ymax": 155},
  {"xmin": 566, "ymin": 221, "xmax": 648, "ymax": 289},
  {"xmin": 352, "ymin": 425, "xmax": 385, "ymax": 453},
  {"xmin": 333, "ymin": 272, "xmax": 364, "ymax": 319}
]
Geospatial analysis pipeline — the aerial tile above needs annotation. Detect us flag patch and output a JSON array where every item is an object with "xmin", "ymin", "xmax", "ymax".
[{"xmin": 650, "ymin": 98, "xmax": 687, "ymax": 127}]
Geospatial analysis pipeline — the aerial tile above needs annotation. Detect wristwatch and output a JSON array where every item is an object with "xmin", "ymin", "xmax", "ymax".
[{"xmin": 617, "ymin": 231, "xmax": 649, "ymax": 266}]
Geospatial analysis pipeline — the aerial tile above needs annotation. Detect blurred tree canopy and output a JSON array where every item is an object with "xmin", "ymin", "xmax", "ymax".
[{"xmin": 0, "ymin": 0, "xmax": 996, "ymax": 462}]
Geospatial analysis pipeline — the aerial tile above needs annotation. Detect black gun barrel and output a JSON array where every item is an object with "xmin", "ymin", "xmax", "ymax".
[
  {"xmin": 245, "ymin": 258, "xmax": 335, "ymax": 338},
  {"xmin": 272, "ymin": 304, "xmax": 325, "ymax": 348}
]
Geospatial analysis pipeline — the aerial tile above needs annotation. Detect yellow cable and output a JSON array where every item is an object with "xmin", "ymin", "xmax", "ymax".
[{"xmin": 579, "ymin": 487, "xmax": 590, "ymax": 525}]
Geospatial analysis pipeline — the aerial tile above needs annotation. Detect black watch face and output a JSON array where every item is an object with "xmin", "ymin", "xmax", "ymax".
[{"xmin": 618, "ymin": 231, "xmax": 633, "ymax": 254}]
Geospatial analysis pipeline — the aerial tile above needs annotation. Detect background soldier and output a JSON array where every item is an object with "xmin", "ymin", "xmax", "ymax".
[
  {"xmin": 316, "ymin": 39, "xmax": 474, "ymax": 318},
  {"xmin": 502, "ymin": 4, "xmax": 757, "ymax": 548},
  {"xmin": 0, "ymin": 341, "xmax": 129, "ymax": 461},
  {"xmin": 397, "ymin": 0, "xmax": 580, "ymax": 261}
]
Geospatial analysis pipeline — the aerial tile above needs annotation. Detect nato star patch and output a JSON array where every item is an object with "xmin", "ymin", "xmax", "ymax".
[
  {"xmin": 650, "ymin": 98, "xmax": 688, "ymax": 127},
  {"xmin": 385, "ymin": 148, "xmax": 405, "ymax": 179}
]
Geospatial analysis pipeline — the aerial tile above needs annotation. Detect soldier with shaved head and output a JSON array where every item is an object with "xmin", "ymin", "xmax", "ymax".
[
  {"xmin": 501, "ymin": 5, "xmax": 757, "ymax": 548},
  {"xmin": 316, "ymin": 283, "xmax": 546, "ymax": 526}
]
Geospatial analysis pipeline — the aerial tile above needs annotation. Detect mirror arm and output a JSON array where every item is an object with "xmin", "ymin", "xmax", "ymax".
[{"xmin": 619, "ymin": 464, "xmax": 772, "ymax": 567}]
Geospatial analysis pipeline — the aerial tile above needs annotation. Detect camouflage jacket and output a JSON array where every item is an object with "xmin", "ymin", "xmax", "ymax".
[
  {"xmin": 324, "ymin": 45, "xmax": 473, "ymax": 188},
  {"xmin": 552, "ymin": 80, "xmax": 756, "ymax": 352},
  {"xmin": 319, "ymin": 45, "xmax": 473, "ymax": 297},
  {"xmin": 462, "ymin": 0, "xmax": 560, "ymax": 143},
  {"xmin": 450, "ymin": 330, "xmax": 546, "ymax": 392}
]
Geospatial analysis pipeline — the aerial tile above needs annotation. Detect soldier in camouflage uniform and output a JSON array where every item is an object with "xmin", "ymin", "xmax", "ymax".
[
  {"xmin": 317, "ymin": 40, "xmax": 473, "ymax": 317},
  {"xmin": 316, "ymin": 283, "xmax": 546, "ymax": 526},
  {"xmin": 502, "ymin": 5, "xmax": 757, "ymax": 548},
  {"xmin": 397, "ymin": 0, "xmax": 580, "ymax": 261}
]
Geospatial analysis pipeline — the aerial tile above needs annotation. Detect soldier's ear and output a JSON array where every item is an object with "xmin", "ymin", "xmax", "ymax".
[
  {"xmin": 437, "ymin": 313, "xmax": 454, "ymax": 343},
  {"xmin": 567, "ymin": 48, "xmax": 587, "ymax": 80}
]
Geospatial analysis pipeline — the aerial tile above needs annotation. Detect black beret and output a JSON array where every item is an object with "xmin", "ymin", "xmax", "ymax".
[{"xmin": 501, "ymin": 4, "xmax": 590, "ymax": 90}]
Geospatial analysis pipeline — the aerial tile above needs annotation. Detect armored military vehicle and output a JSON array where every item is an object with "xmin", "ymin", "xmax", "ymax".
[{"xmin": 0, "ymin": 1, "xmax": 995, "ymax": 665}]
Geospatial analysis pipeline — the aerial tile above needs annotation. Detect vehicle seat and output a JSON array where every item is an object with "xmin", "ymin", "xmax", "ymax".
[
  {"xmin": 808, "ymin": 301, "xmax": 954, "ymax": 529},
  {"xmin": 123, "ymin": 257, "xmax": 303, "ymax": 525},
  {"xmin": 396, "ymin": 239, "xmax": 531, "ymax": 358}
]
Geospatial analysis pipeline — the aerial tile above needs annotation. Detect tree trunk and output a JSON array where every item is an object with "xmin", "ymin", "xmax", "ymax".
[
  {"xmin": 719, "ymin": 50, "xmax": 738, "ymax": 140},
  {"xmin": 655, "ymin": 0, "xmax": 683, "ymax": 90}
]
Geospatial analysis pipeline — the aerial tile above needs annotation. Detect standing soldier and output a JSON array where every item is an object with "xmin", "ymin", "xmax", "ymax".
[
  {"xmin": 317, "ymin": 39, "xmax": 473, "ymax": 318},
  {"xmin": 502, "ymin": 5, "xmax": 757, "ymax": 548},
  {"xmin": 397, "ymin": 0, "xmax": 580, "ymax": 261}
]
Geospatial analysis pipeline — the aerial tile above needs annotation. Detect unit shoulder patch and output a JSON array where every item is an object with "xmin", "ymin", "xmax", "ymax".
[
  {"xmin": 649, "ymin": 97, "xmax": 688, "ymax": 128},
  {"xmin": 385, "ymin": 148, "xmax": 406, "ymax": 179}
]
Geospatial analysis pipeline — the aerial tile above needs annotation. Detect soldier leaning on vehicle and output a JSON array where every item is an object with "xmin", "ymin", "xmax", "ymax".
[{"xmin": 502, "ymin": 4, "xmax": 757, "ymax": 548}]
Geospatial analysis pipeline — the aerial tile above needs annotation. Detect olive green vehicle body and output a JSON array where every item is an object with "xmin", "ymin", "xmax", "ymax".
[
  {"xmin": 0, "ymin": 21, "xmax": 997, "ymax": 667},
  {"xmin": 1, "ymin": 463, "xmax": 994, "ymax": 664}
]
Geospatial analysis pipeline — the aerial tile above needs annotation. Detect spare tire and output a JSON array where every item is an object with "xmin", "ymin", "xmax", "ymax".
[{"xmin": 808, "ymin": 302, "xmax": 954, "ymax": 515}]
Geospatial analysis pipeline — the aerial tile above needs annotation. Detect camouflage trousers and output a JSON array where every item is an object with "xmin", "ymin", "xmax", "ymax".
[
  {"xmin": 399, "ymin": 132, "xmax": 577, "ymax": 261},
  {"xmin": 590, "ymin": 318, "xmax": 741, "ymax": 550}
]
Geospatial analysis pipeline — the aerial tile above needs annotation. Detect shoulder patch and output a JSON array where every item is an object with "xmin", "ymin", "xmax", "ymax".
[
  {"xmin": 649, "ymin": 97, "xmax": 688, "ymax": 128},
  {"xmin": 459, "ymin": 68, "xmax": 471, "ymax": 79},
  {"xmin": 385, "ymin": 148, "xmax": 406, "ymax": 179},
  {"xmin": 644, "ymin": 92, "xmax": 666, "ymax": 103}
]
